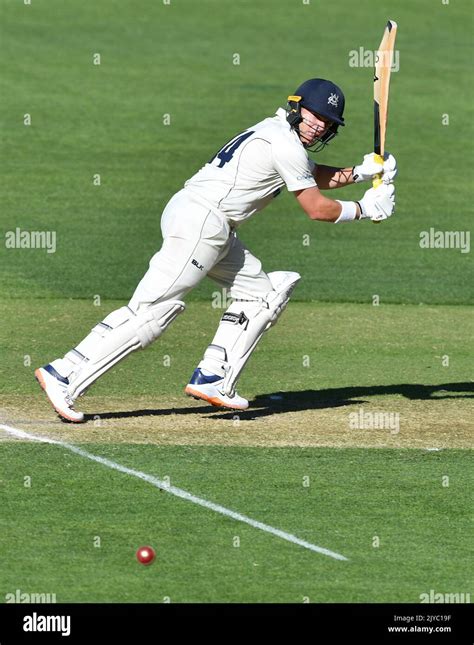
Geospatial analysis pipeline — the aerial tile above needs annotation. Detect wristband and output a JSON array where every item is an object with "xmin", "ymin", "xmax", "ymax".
[{"xmin": 335, "ymin": 200, "xmax": 357, "ymax": 223}]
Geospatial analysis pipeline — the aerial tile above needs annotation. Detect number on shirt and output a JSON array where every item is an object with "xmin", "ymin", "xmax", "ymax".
[{"xmin": 210, "ymin": 131, "xmax": 255, "ymax": 168}]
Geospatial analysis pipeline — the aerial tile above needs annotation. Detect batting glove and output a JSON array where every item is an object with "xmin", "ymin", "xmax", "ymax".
[
  {"xmin": 357, "ymin": 183, "xmax": 395, "ymax": 221},
  {"xmin": 352, "ymin": 152, "xmax": 397, "ymax": 183}
]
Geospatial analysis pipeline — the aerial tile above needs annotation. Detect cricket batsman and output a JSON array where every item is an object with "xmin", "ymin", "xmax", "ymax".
[{"xmin": 35, "ymin": 78, "xmax": 397, "ymax": 422}]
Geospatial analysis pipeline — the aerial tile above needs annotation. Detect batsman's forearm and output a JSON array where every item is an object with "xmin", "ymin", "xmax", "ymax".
[
  {"xmin": 295, "ymin": 186, "xmax": 362, "ymax": 222},
  {"xmin": 314, "ymin": 165, "xmax": 355, "ymax": 189},
  {"xmin": 310, "ymin": 194, "xmax": 360, "ymax": 222}
]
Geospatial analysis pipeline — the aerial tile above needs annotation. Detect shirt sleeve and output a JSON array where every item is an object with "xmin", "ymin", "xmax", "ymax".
[{"xmin": 272, "ymin": 135, "xmax": 317, "ymax": 191}]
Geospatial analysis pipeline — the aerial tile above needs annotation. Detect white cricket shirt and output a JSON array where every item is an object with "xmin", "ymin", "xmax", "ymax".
[{"xmin": 184, "ymin": 108, "xmax": 317, "ymax": 225}]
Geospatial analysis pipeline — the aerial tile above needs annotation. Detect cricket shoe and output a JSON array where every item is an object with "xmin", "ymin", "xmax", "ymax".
[
  {"xmin": 185, "ymin": 368, "xmax": 249, "ymax": 410},
  {"xmin": 34, "ymin": 364, "xmax": 84, "ymax": 423}
]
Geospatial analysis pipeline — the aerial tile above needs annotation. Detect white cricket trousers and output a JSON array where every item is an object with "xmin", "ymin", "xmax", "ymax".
[{"xmin": 128, "ymin": 189, "xmax": 273, "ymax": 310}]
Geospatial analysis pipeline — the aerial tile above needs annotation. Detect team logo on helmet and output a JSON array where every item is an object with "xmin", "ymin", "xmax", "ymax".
[{"xmin": 327, "ymin": 93, "xmax": 339, "ymax": 107}]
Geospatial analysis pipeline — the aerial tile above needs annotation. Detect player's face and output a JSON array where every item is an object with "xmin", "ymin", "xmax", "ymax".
[{"xmin": 298, "ymin": 107, "xmax": 332, "ymax": 147}]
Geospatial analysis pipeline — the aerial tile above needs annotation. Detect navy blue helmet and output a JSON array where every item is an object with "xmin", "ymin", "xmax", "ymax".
[{"xmin": 287, "ymin": 78, "xmax": 345, "ymax": 151}]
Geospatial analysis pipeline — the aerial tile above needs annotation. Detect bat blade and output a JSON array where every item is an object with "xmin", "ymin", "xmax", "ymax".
[{"xmin": 373, "ymin": 19, "xmax": 397, "ymax": 189}]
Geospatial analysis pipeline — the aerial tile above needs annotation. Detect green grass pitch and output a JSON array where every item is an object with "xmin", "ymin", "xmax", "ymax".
[{"xmin": 0, "ymin": 0, "xmax": 472, "ymax": 608}]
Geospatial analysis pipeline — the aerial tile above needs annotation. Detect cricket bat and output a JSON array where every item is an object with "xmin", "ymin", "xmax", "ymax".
[{"xmin": 373, "ymin": 20, "xmax": 397, "ymax": 189}]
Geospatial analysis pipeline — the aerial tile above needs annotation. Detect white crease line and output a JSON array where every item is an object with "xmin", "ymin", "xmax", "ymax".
[{"xmin": 0, "ymin": 423, "xmax": 348, "ymax": 561}]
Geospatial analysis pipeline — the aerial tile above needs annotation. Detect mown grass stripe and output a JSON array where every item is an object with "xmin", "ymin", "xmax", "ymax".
[{"xmin": 0, "ymin": 424, "xmax": 348, "ymax": 561}]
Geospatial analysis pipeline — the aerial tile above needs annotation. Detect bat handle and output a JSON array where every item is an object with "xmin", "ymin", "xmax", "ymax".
[
  {"xmin": 372, "ymin": 153, "xmax": 384, "ymax": 188},
  {"xmin": 372, "ymin": 153, "xmax": 384, "ymax": 222}
]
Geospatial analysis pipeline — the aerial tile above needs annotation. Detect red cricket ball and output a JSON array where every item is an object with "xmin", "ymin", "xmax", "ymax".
[{"xmin": 136, "ymin": 545, "xmax": 156, "ymax": 566}]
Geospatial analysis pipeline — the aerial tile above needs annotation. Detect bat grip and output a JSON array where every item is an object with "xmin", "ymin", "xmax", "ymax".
[
  {"xmin": 372, "ymin": 153, "xmax": 384, "ymax": 222},
  {"xmin": 372, "ymin": 153, "xmax": 384, "ymax": 187}
]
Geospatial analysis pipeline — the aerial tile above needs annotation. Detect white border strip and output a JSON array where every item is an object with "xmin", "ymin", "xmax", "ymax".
[{"xmin": 0, "ymin": 424, "xmax": 348, "ymax": 561}]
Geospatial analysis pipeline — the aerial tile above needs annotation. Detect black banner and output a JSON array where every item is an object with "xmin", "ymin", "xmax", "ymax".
[{"xmin": 0, "ymin": 603, "xmax": 471, "ymax": 642}]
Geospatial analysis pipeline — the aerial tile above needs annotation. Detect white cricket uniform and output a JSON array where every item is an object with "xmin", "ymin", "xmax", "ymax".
[{"xmin": 129, "ymin": 107, "xmax": 317, "ymax": 311}]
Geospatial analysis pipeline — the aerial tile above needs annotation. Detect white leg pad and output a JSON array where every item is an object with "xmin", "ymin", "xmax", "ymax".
[
  {"xmin": 65, "ymin": 300, "xmax": 185, "ymax": 399},
  {"xmin": 199, "ymin": 271, "xmax": 300, "ymax": 396},
  {"xmin": 265, "ymin": 271, "xmax": 302, "ymax": 327}
]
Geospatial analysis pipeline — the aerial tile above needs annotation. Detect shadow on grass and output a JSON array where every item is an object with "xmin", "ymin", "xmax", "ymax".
[
  {"xmin": 209, "ymin": 381, "xmax": 474, "ymax": 420},
  {"xmin": 84, "ymin": 381, "xmax": 473, "ymax": 423}
]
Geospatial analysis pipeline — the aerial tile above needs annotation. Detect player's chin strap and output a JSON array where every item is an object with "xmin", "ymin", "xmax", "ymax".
[
  {"xmin": 198, "ymin": 271, "xmax": 301, "ymax": 397},
  {"xmin": 286, "ymin": 95, "xmax": 303, "ymax": 128}
]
